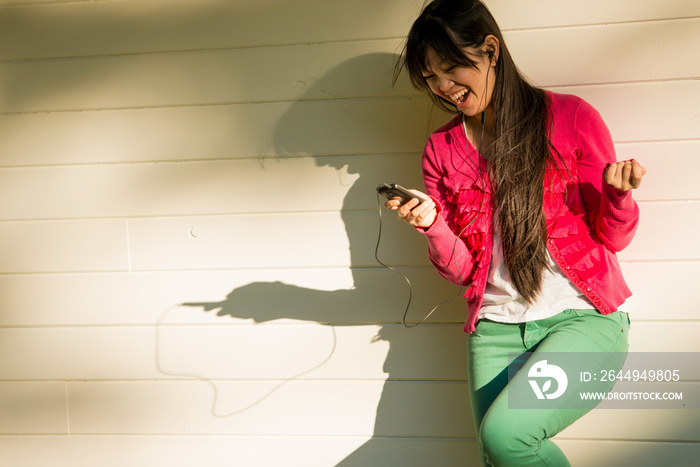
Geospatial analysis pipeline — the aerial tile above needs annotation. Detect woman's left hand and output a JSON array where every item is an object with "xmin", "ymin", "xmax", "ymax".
[{"xmin": 604, "ymin": 159, "xmax": 647, "ymax": 191}]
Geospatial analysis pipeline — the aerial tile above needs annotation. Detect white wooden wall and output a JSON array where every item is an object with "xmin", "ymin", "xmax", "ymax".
[{"xmin": 0, "ymin": 0, "xmax": 698, "ymax": 465}]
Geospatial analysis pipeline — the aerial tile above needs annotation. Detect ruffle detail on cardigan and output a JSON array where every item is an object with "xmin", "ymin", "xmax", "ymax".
[
  {"xmin": 443, "ymin": 175, "xmax": 492, "ymax": 293},
  {"xmin": 444, "ymin": 175, "xmax": 491, "ymax": 238},
  {"xmin": 547, "ymin": 212, "xmax": 598, "ymax": 281},
  {"xmin": 451, "ymin": 188, "xmax": 490, "ymax": 267},
  {"xmin": 543, "ymin": 164, "xmax": 573, "ymax": 219}
]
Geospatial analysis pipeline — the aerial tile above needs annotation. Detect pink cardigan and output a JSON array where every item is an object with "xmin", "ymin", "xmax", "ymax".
[{"xmin": 420, "ymin": 91, "xmax": 639, "ymax": 333}]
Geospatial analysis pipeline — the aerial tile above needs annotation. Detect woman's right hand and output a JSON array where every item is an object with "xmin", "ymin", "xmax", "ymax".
[{"xmin": 384, "ymin": 189, "xmax": 437, "ymax": 229}]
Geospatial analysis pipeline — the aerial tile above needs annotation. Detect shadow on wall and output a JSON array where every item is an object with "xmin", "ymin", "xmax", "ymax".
[{"xmin": 165, "ymin": 53, "xmax": 477, "ymax": 465}]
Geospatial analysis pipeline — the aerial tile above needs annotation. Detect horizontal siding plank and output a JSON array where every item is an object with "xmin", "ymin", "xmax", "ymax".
[
  {"xmin": 557, "ymin": 440, "xmax": 700, "ymax": 467},
  {"xmin": 559, "ymin": 407, "xmax": 700, "ymax": 442},
  {"xmin": 0, "ymin": 0, "xmax": 415, "ymax": 60},
  {"xmin": 0, "ymin": 219, "xmax": 128, "ymax": 273},
  {"xmin": 0, "ymin": 0, "xmax": 88, "ymax": 4},
  {"xmin": 511, "ymin": 18, "xmax": 700, "ymax": 87},
  {"xmin": 0, "ymin": 154, "xmax": 418, "ymax": 220},
  {"xmin": 0, "ymin": 328, "xmax": 158, "ymax": 380},
  {"xmin": 556, "ymin": 81, "xmax": 700, "ymax": 143},
  {"xmin": 616, "ymin": 140, "xmax": 700, "ymax": 202},
  {"xmin": 0, "ymin": 436, "xmax": 480, "ymax": 467},
  {"xmin": 65, "ymin": 379, "xmax": 700, "ymax": 440},
  {"xmin": 126, "ymin": 211, "xmax": 359, "ymax": 270},
  {"xmin": 0, "ymin": 154, "xmax": 420, "ymax": 220},
  {"xmin": 0, "ymin": 96, "xmax": 435, "ymax": 166},
  {"xmin": 619, "ymin": 201, "xmax": 700, "ymax": 262},
  {"xmin": 0, "ymin": 382, "xmax": 67, "ymax": 434},
  {"xmin": 0, "ymin": 157, "xmax": 362, "ymax": 220},
  {"xmin": 67, "ymin": 380, "xmax": 471, "ymax": 437},
  {"xmin": 629, "ymin": 321, "xmax": 700, "ymax": 353},
  {"xmin": 157, "ymin": 324, "xmax": 467, "ymax": 381},
  {"xmin": 1, "ymin": 80, "xmax": 696, "ymax": 167},
  {"xmin": 0, "ymin": 267, "xmax": 467, "ymax": 326},
  {"xmin": 4, "ymin": 18, "xmax": 698, "ymax": 114},
  {"xmin": 0, "ymin": 324, "xmax": 467, "ymax": 381},
  {"xmin": 487, "ymin": 0, "xmax": 700, "ymax": 30},
  {"xmin": 622, "ymin": 262, "xmax": 700, "ymax": 321},
  {"xmin": 157, "ymin": 324, "xmax": 392, "ymax": 381},
  {"xmin": 67, "ymin": 380, "xmax": 389, "ymax": 436},
  {"xmin": 2, "ymin": 0, "xmax": 699, "ymax": 60},
  {"xmin": 0, "ymin": 436, "xmax": 698, "ymax": 467},
  {"xmin": 1, "ymin": 40, "xmax": 412, "ymax": 113}
]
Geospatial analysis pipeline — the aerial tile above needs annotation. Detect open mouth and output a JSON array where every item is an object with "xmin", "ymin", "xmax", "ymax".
[{"xmin": 449, "ymin": 88, "xmax": 469, "ymax": 105}]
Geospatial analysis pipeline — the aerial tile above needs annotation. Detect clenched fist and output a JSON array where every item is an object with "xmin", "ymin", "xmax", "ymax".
[{"xmin": 604, "ymin": 159, "xmax": 646, "ymax": 191}]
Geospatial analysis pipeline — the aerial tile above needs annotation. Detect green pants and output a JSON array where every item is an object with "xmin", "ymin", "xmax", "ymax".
[{"xmin": 467, "ymin": 309, "xmax": 630, "ymax": 466}]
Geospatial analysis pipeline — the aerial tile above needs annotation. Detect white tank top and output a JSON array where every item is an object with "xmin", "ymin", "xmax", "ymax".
[{"xmin": 478, "ymin": 225, "xmax": 595, "ymax": 323}]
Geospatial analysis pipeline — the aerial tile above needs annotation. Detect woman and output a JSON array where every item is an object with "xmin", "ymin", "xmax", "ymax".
[{"xmin": 386, "ymin": 0, "xmax": 646, "ymax": 465}]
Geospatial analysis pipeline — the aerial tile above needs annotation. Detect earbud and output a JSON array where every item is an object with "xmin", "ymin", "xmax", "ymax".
[{"xmin": 487, "ymin": 49, "xmax": 495, "ymax": 64}]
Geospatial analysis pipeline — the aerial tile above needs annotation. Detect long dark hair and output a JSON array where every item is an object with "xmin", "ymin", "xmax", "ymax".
[{"xmin": 396, "ymin": 0, "xmax": 553, "ymax": 302}]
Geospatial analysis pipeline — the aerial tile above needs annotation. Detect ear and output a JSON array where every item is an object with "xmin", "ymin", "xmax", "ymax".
[{"xmin": 482, "ymin": 34, "xmax": 500, "ymax": 66}]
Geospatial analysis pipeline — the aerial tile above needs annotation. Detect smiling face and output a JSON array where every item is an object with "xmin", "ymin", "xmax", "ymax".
[{"xmin": 422, "ymin": 46, "xmax": 497, "ymax": 118}]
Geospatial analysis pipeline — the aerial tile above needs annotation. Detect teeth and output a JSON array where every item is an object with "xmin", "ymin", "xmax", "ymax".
[{"xmin": 449, "ymin": 88, "xmax": 468, "ymax": 103}]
